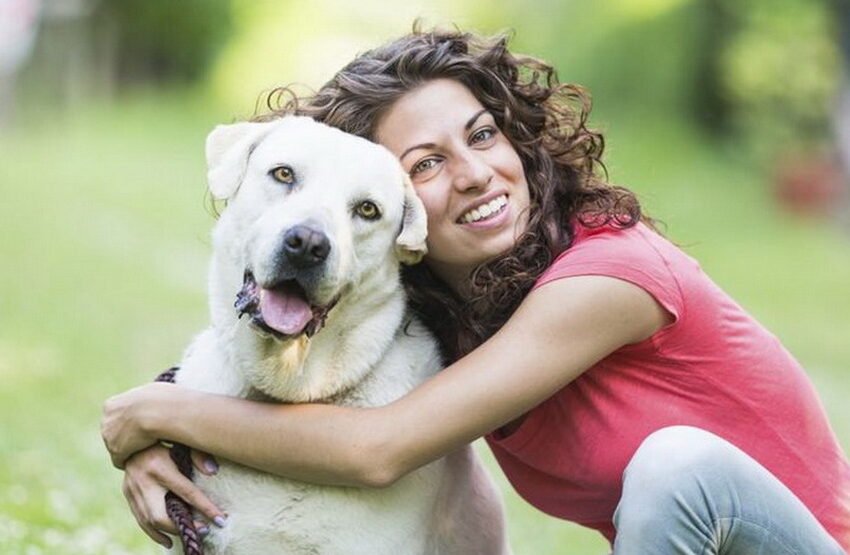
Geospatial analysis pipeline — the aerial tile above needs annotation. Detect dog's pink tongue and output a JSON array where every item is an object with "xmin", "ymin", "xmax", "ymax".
[{"xmin": 259, "ymin": 288, "xmax": 312, "ymax": 336}]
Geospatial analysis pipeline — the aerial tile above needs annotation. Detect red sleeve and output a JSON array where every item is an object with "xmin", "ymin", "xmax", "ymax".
[{"xmin": 534, "ymin": 223, "xmax": 685, "ymax": 324}]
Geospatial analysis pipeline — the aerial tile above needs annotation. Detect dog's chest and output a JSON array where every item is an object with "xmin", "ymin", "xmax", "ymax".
[
  {"xmin": 175, "ymin": 328, "xmax": 447, "ymax": 554},
  {"xmin": 196, "ymin": 459, "xmax": 444, "ymax": 554}
]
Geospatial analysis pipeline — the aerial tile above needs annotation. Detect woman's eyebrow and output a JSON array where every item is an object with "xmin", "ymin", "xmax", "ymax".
[
  {"xmin": 400, "ymin": 142, "xmax": 438, "ymax": 162},
  {"xmin": 464, "ymin": 109, "xmax": 489, "ymax": 131},
  {"xmin": 400, "ymin": 110, "xmax": 492, "ymax": 162}
]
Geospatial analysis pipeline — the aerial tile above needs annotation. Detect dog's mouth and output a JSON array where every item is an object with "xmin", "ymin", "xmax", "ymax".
[{"xmin": 235, "ymin": 271, "xmax": 337, "ymax": 340}]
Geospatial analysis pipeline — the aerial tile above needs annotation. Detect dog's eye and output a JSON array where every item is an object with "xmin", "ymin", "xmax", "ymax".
[
  {"xmin": 270, "ymin": 166, "xmax": 295, "ymax": 185},
  {"xmin": 355, "ymin": 201, "xmax": 381, "ymax": 221}
]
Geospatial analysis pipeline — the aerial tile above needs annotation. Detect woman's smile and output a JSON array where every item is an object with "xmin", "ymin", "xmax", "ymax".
[{"xmin": 456, "ymin": 192, "xmax": 509, "ymax": 225}]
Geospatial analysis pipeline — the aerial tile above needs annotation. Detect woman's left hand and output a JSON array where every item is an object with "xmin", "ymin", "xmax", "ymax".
[{"xmin": 101, "ymin": 382, "xmax": 181, "ymax": 468}]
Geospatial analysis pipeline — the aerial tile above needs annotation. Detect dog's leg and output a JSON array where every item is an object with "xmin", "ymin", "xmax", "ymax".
[{"xmin": 427, "ymin": 446, "xmax": 512, "ymax": 555}]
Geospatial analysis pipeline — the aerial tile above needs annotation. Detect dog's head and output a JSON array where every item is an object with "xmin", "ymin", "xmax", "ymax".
[{"xmin": 206, "ymin": 116, "xmax": 427, "ymax": 341}]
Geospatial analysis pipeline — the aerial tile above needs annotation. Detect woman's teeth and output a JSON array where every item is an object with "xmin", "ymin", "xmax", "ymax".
[{"xmin": 460, "ymin": 195, "xmax": 508, "ymax": 223}]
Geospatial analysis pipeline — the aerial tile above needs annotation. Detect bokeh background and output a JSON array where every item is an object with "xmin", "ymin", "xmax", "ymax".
[{"xmin": 2, "ymin": 0, "xmax": 850, "ymax": 553}]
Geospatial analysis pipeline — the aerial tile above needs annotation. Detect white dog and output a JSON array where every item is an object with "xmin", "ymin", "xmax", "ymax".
[{"xmin": 169, "ymin": 116, "xmax": 510, "ymax": 554}]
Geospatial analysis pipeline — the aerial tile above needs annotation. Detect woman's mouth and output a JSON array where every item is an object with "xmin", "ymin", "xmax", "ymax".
[{"xmin": 457, "ymin": 194, "xmax": 508, "ymax": 224}]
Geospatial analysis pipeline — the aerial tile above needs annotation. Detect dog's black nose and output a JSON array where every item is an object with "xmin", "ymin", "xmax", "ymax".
[{"xmin": 282, "ymin": 225, "xmax": 330, "ymax": 267}]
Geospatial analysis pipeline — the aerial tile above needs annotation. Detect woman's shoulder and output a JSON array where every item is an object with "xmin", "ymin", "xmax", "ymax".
[
  {"xmin": 545, "ymin": 220, "xmax": 685, "ymax": 280},
  {"xmin": 536, "ymin": 220, "xmax": 691, "ymax": 324}
]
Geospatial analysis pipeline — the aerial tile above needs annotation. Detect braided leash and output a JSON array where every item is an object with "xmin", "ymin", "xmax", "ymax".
[{"xmin": 155, "ymin": 367, "xmax": 205, "ymax": 555}]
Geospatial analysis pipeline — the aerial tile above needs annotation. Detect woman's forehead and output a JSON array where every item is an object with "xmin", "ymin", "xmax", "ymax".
[{"xmin": 375, "ymin": 79, "xmax": 491, "ymax": 151}]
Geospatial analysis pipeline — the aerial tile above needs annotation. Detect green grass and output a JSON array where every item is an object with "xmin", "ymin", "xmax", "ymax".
[{"xmin": 1, "ymin": 91, "xmax": 848, "ymax": 554}]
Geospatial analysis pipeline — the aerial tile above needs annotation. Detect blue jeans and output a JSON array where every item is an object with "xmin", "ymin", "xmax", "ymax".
[{"xmin": 612, "ymin": 426, "xmax": 846, "ymax": 554}]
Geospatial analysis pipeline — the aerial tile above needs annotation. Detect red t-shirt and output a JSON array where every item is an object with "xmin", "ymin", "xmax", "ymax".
[{"xmin": 485, "ymin": 222, "xmax": 850, "ymax": 548}]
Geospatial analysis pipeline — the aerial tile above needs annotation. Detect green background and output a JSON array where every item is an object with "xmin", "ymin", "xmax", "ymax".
[{"xmin": 1, "ymin": 1, "xmax": 848, "ymax": 552}]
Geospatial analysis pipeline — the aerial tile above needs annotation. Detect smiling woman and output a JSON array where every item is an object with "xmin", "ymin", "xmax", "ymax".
[
  {"xmin": 101, "ymin": 24, "xmax": 850, "ymax": 554},
  {"xmin": 278, "ymin": 29, "xmax": 643, "ymax": 360}
]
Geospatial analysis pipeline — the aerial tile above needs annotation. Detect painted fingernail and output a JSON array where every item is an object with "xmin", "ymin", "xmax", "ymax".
[
  {"xmin": 213, "ymin": 515, "xmax": 228, "ymax": 528},
  {"xmin": 204, "ymin": 458, "xmax": 219, "ymax": 474},
  {"xmin": 198, "ymin": 525, "xmax": 210, "ymax": 537}
]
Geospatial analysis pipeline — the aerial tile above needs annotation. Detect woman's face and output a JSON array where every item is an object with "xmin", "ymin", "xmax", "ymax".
[{"xmin": 375, "ymin": 79, "xmax": 531, "ymax": 290}]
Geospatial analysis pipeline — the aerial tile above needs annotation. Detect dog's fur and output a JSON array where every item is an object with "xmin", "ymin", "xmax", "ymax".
[{"xmin": 171, "ymin": 116, "xmax": 510, "ymax": 554}]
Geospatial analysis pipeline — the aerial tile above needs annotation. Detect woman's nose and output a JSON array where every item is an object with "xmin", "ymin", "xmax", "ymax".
[{"xmin": 451, "ymin": 152, "xmax": 494, "ymax": 192}]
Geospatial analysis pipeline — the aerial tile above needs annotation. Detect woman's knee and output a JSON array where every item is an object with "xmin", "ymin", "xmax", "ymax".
[
  {"xmin": 615, "ymin": 426, "xmax": 734, "ymax": 536},
  {"xmin": 623, "ymin": 425, "xmax": 730, "ymax": 489}
]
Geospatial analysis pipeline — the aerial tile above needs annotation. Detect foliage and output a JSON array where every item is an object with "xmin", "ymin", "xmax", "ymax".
[
  {"xmin": 95, "ymin": 0, "xmax": 233, "ymax": 83},
  {"xmin": 709, "ymin": 0, "xmax": 840, "ymax": 151},
  {"xmin": 465, "ymin": 0, "xmax": 841, "ymax": 153}
]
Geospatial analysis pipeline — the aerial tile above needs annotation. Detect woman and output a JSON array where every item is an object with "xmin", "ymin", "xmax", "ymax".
[{"xmin": 102, "ymin": 26, "xmax": 850, "ymax": 553}]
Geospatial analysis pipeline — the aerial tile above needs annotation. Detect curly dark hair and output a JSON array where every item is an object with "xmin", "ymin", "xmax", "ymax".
[{"xmin": 259, "ymin": 23, "xmax": 647, "ymax": 361}]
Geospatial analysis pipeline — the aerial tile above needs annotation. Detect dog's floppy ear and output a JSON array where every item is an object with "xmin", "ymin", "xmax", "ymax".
[
  {"xmin": 206, "ymin": 121, "xmax": 274, "ymax": 200},
  {"xmin": 395, "ymin": 174, "xmax": 428, "ymax": 265}
]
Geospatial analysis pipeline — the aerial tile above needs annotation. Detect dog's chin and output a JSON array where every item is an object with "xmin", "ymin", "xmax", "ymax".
[{"xmin": 235, "ymin": 271, "xmax": 338, "ymax": 342}]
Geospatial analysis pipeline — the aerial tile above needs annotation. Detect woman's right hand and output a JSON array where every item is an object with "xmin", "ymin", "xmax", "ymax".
[{"xmin": 122, "ymin": 444, "xmax": 226, "ymax": 548}]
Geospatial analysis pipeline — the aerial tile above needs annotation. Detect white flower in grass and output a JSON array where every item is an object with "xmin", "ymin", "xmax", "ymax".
[
  {"xmin": 47, "ymin": 489, "xmax": 78, "ymax": 523},
  {"xmin": 75, "ymin": 525, "xmax": 111, "ymax": 552},
  {"xmin": 42, "ymin": 527, "xmax": 66, "ymax": 548},
  {"xmin": 0, "ymin": 515, "xmax": 26, "ymax": 541}
]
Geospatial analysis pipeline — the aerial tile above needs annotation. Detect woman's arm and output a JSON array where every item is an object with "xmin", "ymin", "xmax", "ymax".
[{"xmin": 103, "ymin": 275, "xmax": 670, "ymax": 487}]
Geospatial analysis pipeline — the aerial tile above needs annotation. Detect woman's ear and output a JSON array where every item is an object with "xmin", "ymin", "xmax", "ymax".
[
  {"xmin": 205, "ymin": 121, "xmax": 274, "ymax": 200},
  {"xmin": 395, "ymin": 174, "xmax": 429, "ymax": 265}
]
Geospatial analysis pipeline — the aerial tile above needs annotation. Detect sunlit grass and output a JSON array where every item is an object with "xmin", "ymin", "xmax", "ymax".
[{"xmin": 1, "ymin": 91, "xmax": 847, "ymax": 554}]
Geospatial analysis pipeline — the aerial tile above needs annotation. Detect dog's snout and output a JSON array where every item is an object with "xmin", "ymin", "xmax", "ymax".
[{"xmin": 283, "ymin": 225, "xmax": 331, "ymax": 267}]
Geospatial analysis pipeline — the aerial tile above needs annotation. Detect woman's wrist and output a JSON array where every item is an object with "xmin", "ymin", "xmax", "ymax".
[
  {"xmin": 155, "ymin": 387, "xmax": 238, "ymax": 451},
  {"xmin": 140, "ymin": 382, "xmax": 193, "ymax": 441}
]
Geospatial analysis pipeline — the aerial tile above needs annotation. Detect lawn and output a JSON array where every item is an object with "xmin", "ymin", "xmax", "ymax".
[{"xmin": 1, "ymin": 91, "xmax": 848, "ymax": 554}]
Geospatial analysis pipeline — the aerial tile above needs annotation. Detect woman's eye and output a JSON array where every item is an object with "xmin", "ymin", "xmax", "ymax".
[
  {"xmin": 355, "ymin": 200, "xmax": 381, "ymax": 220},
  {"xmin": 410, "ymin": 158, "xmax": 438, "ymax": 176},
  {"xmin": 470, "ymin": 127, "xmax": 496, "ymax": 144},
  {"xmin": 270, "ymin": 166, "xmax": 295, "ymax": 184}
]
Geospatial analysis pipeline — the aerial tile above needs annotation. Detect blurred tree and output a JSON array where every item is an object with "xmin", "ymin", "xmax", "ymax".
[
  {"xmin": 830, "ymin": 0, "xmax": 850, "ymax": 226},
  {"xmin": 94, "ymin": 0, "xmax": 233, "ymax": 84},
  {"xmin": 690, "ymin": 0, "xmax": 731, "ymax": 134},
  {"xmin": 700, "ymin": 0, "xmax": 839, "ymax": 151},
  {"xmin": 469, "ymin": 0, "xmax": 838, "ymax": 153},
  {"xmin": 15, "ymin": 0, "xmax": 110, "ymax": 112},
  {"xmin": 14, "ymin": 0, "xmax": 233, "ymax": 116},
  {"xmin": 0, "ymin": 0, "xmax": 41, "ymax": 126}
]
